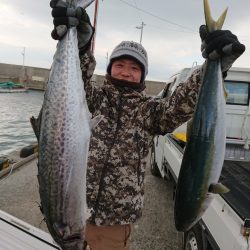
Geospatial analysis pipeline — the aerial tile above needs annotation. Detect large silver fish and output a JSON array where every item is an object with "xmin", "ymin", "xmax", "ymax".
[
  {"xmin": 174, "ymin": 0, "xmax": 229, "ymax": 232},
  {"xmin": 37, "ymin": 0, "xmax": 94, "ymax": 249}
]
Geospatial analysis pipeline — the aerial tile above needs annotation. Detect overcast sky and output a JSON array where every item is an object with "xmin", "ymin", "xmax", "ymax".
[{"xmin": 0, "ymin": 0, "xmax": 249, "ymax": 81}]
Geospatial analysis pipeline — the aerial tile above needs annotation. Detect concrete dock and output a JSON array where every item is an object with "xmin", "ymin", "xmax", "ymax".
[{"xmin": 0, "ymin": 151, "xmax": 182, "ymax": 250}]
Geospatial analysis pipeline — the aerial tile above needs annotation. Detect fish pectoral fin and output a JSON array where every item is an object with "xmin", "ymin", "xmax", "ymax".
[
  {"xmin": 208, "ymin": 183, "xmax": 230, "ymax": 194},
  {"xmin": 90, "ymin": 115, "xmax": 104, "ymax": 131},
  {"xmin": 223, "ymin": 82, "xmax": 229, "ymax": 100}
]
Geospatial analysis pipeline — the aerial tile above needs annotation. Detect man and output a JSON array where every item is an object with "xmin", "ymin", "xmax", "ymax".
[{"xmin": 50, "ymin": 1, "xmax": 245, "ymax": 249}]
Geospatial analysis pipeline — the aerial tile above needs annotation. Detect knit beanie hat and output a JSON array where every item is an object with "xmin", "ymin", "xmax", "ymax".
[{"xmin": 107, "ymin": 41, "xmax": 148, "ymax": 83}]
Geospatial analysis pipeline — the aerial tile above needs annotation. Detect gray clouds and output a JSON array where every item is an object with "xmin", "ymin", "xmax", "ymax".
[{"xmin": 0, "ymin": 0, "xmax": 249, "ymax": 81}]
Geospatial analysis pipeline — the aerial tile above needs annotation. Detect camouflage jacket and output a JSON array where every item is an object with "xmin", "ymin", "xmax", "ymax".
[{"xmin": 80, "ymin": 50, "xmax": 202, "ymax": 226}]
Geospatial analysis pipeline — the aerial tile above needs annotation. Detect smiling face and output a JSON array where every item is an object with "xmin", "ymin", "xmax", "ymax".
[{"xmin": 111, "ymin": 58, "xmax": 142, "ymax": 84}]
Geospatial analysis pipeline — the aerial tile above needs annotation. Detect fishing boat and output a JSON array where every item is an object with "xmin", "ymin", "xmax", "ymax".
[{"xmin": 0, "ymin": 82, "xmax": 28, "ymax": 93}]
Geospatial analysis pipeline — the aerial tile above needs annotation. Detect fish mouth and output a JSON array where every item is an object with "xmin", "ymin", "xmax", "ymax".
[
  {"xmin": 58, "ymin": 234, "xmax": 84, "ymax": 250},
  {"xmin": 52, "ymin": 222, "xmax": 84, "ymax": 243},
  {"xmin": 62, "ymin": 234, "xmax": 82, "ymax": 242}
]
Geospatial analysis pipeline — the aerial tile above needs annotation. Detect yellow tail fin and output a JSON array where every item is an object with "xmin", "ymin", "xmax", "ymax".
[{"xmin": 204, "ymin": 0, "xmax": 228, "ymax": 31}]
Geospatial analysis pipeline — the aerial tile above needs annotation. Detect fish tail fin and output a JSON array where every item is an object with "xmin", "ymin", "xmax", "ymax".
[{"xmin": 204, "ymin": 0, "xmax": 228, "ymax": 32}]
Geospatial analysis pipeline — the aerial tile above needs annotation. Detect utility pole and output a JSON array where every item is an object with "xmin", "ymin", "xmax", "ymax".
[
  {"xmin": 21, "ymin": 47, "xmax": 26, "ymax": 84},
  {"xmin": 136, "ymin": 22, "xmax": 146, "ymax": 44},
  {"xmin": 21, "ymin": 47, "xmax": 25, "ymax": 68},
  {"xmin": 105, "ymin": 52, "xmax": 109, "ymax": 67}
]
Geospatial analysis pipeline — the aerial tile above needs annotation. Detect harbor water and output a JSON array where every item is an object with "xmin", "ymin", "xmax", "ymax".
[{"xmin": 0, "ymin": 90, "xmax": 44, "ymax": 156}]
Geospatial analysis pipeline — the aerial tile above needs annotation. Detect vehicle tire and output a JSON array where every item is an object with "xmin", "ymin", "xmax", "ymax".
[
  {"xmin": 183, "ymin": 224, "xmax": 203, "ymax": 250},
  {"xmin": 150, "ymin": 144, "xmax": 161, "ymax": 177}
]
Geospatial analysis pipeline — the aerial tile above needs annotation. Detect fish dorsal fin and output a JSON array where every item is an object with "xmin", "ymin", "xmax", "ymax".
[
  {"xmin": 204, "ymin": 0, "xmax": 228, "ymax": 31},
  {"xmin": 209, "ymin": 183, "xmax": 230, "ymax": 194}
]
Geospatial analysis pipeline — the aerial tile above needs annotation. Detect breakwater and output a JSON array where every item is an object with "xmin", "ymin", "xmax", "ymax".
[{"xmin": 0, "ymin": 63, "xmax": 165, "ymax": 95}]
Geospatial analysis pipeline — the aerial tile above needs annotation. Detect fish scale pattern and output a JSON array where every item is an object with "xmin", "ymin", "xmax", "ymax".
[{"xmin": 38, "ymin": 0, "xmax": 91, "ymax": 248}]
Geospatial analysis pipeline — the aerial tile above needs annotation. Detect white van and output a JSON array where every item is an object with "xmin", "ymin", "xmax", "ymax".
[{"xmin": 151, "ymin": 67, "xmax": 250, "ymax": 250}]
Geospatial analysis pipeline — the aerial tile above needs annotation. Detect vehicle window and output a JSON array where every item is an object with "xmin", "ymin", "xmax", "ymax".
[{"xmin": 225, "ymin": 81, "xmax": 249, "ymax": 105}]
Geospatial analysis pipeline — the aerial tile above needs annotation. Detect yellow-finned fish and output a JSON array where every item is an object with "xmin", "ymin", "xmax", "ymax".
[{"xmin": 174, "ymin": 0, "xmax": 229, "ymax": 232}]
